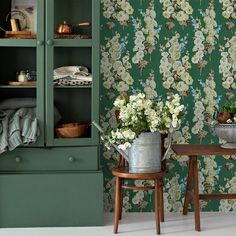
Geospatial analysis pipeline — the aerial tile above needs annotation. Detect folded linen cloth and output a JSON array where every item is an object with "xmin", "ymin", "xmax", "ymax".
[
  {"xmin": 53, "ymin": 66, "xmax": 92, "ymax": 83},
  {"xmin": 0, "ymin": 107, "xmax": 40, "ymax": 154},
  {"xmin": 0, "ymin": 110, "xmax": 7, "ymax": 135},
  {"xmin": 53, "ymin": 78, "xmax": 92, "ymax": 86}
]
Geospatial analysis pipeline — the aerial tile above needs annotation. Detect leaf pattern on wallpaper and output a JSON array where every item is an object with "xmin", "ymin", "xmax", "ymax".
[
  {"xmin": 100, "ymin": 1, "xmax": 236, "ymax": 213},
  {"xmin": 101, "ymin": 0, "xmax": 134, "ymax": 26},
  {"xmin": 191, "ymin": 1, "xmax": 221, "ymax": 71},
  {"xmin": 220, "ymin": 34, "xmax": 236, "ymax": 90},
  {"xmin": 160, "ymin": 33, "xmax": 193, "ymax": 96},
  {"xmin": 160, "ymin": 0, "xmax": 193, "ymax": 26},
  {"xmin": 131, "ymin": 0, "xmax": 161, "ymax": 70}
]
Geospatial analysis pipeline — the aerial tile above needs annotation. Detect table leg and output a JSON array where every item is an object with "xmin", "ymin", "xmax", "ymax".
[
  {"xmin": 192, "ymin": 156, "xmax": 201, "ymax": 232},
  {"xmin": 183, "ymin": 158, "xmax": 194, "ymax": 215}
]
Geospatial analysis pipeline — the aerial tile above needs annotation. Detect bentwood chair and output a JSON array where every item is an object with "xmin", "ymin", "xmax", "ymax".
[{"xmin": 112, "ymin": 135, "xmax": 166, "ymax": 235}]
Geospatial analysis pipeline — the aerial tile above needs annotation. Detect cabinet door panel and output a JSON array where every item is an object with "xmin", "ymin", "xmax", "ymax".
[
  {"xmin": 0, "ymin": 172, "xmax": 104, "ymax": 227},
  {"xmin": 0, "ymin": 0, "xmax": 45, "ymax": 147},
  {"xmin": 45, "ymin": 0, "xmax": 99, "ymax": 147}
]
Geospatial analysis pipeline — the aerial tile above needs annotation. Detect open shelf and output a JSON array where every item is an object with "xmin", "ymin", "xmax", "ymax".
[
  {"xmin": 0, "ymin": 86, "xmax": 36, "ymax": 89},
  {"xmin": 54, "ymin": 0, "xmax": 92, "ymax": 39},
  {"xmin": 0, "ymin": 39, "xmax": 37, "ymax": 47},
  {"xmin": 54, "ymin": 39, "xmax": 92, "ymax": 47}
]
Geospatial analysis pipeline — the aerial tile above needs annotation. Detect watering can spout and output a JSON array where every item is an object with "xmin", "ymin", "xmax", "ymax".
[{"xmin": 92, "ymin": 121, "xmax": 129, "ymax": 162}]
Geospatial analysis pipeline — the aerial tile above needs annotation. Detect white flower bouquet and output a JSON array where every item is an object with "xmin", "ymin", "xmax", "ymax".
[{"xmin": 103, "ymin": 93, "xmax": 184, "ymax": 151}]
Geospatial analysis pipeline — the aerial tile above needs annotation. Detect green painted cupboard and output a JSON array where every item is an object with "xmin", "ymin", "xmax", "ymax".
[{"xmin": 0, "ymin": 0, "xmax": 103, "ymax": 227}]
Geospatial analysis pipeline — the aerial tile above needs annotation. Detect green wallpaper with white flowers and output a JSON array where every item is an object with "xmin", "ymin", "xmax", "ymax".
[{"xmin": 100, "ymin": 0, "xmax": 236, "ymax": 212}]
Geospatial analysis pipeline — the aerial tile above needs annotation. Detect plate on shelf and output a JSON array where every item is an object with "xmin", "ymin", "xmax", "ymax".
[{"xmin": 8, "ymin": 81, "xmax": 36, "ymax": 86}]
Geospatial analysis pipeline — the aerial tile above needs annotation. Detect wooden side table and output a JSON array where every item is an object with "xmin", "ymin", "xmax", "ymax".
[{"xmin": 171, "ymin": 144, "xmax": 236, "ymax": 232}]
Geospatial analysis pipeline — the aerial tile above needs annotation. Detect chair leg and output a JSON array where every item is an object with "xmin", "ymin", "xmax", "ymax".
[
  {"xmin": 114, "ymin": 177, "xmax": 121, "ymax": 234},
  {"xmin": 155, "ymin": 178, "xmax": 161, "ymax": 235},
  {"xmin": 119, "ymin": 179, "xmax": 124, "ymax": 220},
  {"xmin": 160, "ymin": 179, "xmax": 164, "ymax": 222}
]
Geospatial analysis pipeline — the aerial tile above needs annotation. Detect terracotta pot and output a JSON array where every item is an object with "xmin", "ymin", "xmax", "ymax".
[{"xmin": 57, "ymin": 21, "xmax": 72, "ymax": 34}]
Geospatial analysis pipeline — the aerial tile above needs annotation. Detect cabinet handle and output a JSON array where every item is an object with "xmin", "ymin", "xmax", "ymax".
[
  {"xmin": 15, "ymin": 157, "xmax": 22, "ymax": 163},
  {"xmin": 47, "ymin": 39, "xmax": 54, "ymax": 46},
  {"xmin": 68, "ymin": 156, "xmax": 75, "ymax": 162},
  {"xmin": 37, "ymin": 40, "xmax": 44, "ymax": 46}
]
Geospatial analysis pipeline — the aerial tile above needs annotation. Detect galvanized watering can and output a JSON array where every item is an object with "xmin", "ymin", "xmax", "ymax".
[{"xmin": 92, "ymin": 122, "xmax": 172, "ymax": 173}]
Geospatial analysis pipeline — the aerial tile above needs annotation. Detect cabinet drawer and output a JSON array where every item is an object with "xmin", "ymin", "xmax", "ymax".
[{"xmin": 0, "ymin": 147, "xmax": 98, "ymax": 171}]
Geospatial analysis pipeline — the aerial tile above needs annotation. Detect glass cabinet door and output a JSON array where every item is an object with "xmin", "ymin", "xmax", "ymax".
[
  {"xmin": 0, "ymin": 0, "xmax": 45, "ymax": 147},
  {"xmin": 45, "ymin": 0, "xmax": 100, "ymax": 146}
]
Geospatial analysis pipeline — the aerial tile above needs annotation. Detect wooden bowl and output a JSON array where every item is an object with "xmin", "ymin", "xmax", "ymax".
[{"xmin": 56, "ymin": 123, "xmax": 89, "ymax": 138}]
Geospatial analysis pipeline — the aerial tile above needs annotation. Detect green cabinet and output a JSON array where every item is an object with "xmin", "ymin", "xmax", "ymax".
[{"xmin": 0, "ymin": 0, "xmax": 102, "ymax": 227}]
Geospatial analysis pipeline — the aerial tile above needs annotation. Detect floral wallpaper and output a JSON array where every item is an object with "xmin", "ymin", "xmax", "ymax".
[{"xmin": 100, "ymin": 0, "xmax": 236, "ymax": 213}]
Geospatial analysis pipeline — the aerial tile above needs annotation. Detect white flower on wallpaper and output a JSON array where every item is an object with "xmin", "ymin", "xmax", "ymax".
[
  {"xmin": 104, "ymin": 177, "xmax": 116, "ymax": 212},
  {"xmin": 165, "ymin": 174, "xmax": 183, "ymax": 212},
  {"xmin": 191, "ymin": 72, "xmax": 218, "ymax": 140},
  {"xmin": 160, "ymin": 0, "xmax": 193, "ymax": 26},
  {"xmin": 191, "ymin": 2, "xmax": 220, "ymax": 70},
  {"xmin": 143, "ymin": 70, "xmax": 157, "ymax": 100},
  {"xmin": 101, "ymin": 0, "xmax": 134, "ymax": 25},
  {"xmin": 132, "ymin": 0, "xmax": 161, "ymax": 69},
  {"xmin": 219, "ymin": 0, "xmax": 236, "ymax": 20},
  {"xmin": 131, "ymin": 180, "xmax": 151, "ymax": 211},
  {"xmin": 160, "ymin": 33, "xmax": 193, "ymax": 96},
  {"xmin": 101, "ymin": 33, "xmax": 133, "ymax": 94},
  {"xmin": 202, "ymin": 72, "xmax": 219, "ymax": 117},
  {"xmin": 202, "ymin": 156, "xmax": 218, "ymax": 194},
  {"xmin": 219, "ymin": 175, "xmax": 236, "ymax": 212},
  {"xmin": 220, "ymin": 35, "xmax": 236, "ymax": 90},
  {"xmin": 191, "ymin": 90, "xmax": 206, "ymax": 139}
]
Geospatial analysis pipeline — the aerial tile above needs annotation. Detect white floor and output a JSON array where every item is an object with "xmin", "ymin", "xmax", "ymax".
[{"xmin": 0, "ymin": 212, "xmax": 236, "ymax": 236}]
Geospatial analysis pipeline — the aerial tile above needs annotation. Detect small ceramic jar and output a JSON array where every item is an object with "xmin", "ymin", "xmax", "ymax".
[{"xmin": 17, "ymin": 71, "xmax": 28, "ymax": 82}]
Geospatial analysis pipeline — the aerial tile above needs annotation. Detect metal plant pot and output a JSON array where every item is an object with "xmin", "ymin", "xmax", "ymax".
[{"xmin": 214, "ymin": 124, "xmax": 236, "ymax": 149}]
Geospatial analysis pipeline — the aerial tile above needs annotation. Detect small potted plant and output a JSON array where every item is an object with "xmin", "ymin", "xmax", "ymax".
[
  {"xmin": 94, "ymin": 93, "xmax": 184, "ymax": 173},
  {"xmin": 212, "ymin": 101, "xmax": 236, "ymax": 149}
]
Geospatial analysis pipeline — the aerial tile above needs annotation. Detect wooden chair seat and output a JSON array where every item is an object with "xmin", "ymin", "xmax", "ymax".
[{"xmin": 112, "ymin": 167, "xmax": 165, "ymax": 179}]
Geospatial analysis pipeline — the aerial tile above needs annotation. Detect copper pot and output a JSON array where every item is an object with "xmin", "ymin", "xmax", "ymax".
[{"xmin": 57, "ymin": 21, "xmax": 72, "ymax": 34}]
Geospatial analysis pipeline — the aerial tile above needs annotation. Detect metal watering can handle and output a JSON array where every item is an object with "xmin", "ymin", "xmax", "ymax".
[{"xmin": 162, "ymin": 131, "xmax": 173, "ymax": 161}]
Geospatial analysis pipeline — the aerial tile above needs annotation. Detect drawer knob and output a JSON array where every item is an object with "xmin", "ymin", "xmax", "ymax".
[
  {"xmin": 15, "ymin": 157, "xmax": 22, "ymax": 163},
  {"xmin": 47, "ymin": 39, "xmax": 54, "ymax": 46},
  {"xmin": 37, "ymin": 40, "xmax": 44, "ymax": 46},
  {"xmin": 68, "ymin": 156, "xmax": 75, "ymax": 162}
]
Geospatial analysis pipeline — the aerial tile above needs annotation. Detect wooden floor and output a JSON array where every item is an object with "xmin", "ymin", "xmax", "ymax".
[{"xmin": 0, "ymin": 212, "xmax": 236, "ymax": 236}]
